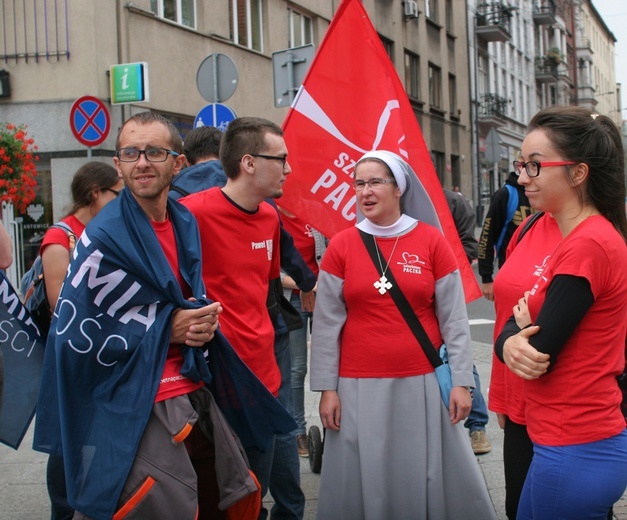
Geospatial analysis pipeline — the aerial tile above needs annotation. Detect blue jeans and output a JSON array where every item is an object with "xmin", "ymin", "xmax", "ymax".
[
  {"xmin": 518, "ymin": 430, "xmax": 627, "ymax": 519},
  {"xmin": 266, "ymin": 331, "xmax": 305, "ymax": 520},
  {"xmin": 288, "ymin": 294, "xmax": 312, "ymax": 436},
  {"xmin": 464, "ymin": 364, "xmax": 489, "ymax": 433}
]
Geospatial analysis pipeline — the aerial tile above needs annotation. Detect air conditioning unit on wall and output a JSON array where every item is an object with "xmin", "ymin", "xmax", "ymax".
[{"xmin": 403, "ymin": 0, "xmax": 419, "ymax": 20}]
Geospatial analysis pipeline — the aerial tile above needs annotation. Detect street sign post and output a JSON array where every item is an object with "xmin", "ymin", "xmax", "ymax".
[
  {"xmin": 196, "ymin": 53, "xmax": 238, "ymax": 103},
  {"xmin": 272, "ymin": 44, "xmax": 315, "ymax": 108},
  {"xmin": 194, "ymin": 103, "xmax": 237, "ymax": 131},
  {"xmin": 484, "ymin": 128, "xmax": 501, "ymax": 164},
  {"xmin": 69, "ymin": 96, "xmax": 110, "ymax": 148}
]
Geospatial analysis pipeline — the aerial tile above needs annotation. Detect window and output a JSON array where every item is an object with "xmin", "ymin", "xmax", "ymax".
[
  {"xmin": 150, "ymin": 0, "xmax": 196, "ymax": 28},
  {"xmin": 380, "ymin": 35, "xmax": 394, "ymax": 62},
  {"xmin": 288, "ymin": 9, "xmax": 313, "ymax": 47},
  {"xmin": 230, "ymin": 0, "xmax": 263, "ymax": 52},
  {"xmin": 445, "ymin": 0, "xmax": 453, "ymax": 32},
  {"xmin": 404, "ymin": 51, "xmax": 420, "ymax": 100},
  {"xmin": 431, "ymin": 151, "xmax": 445, "ymax": 183},
  {"xmin": 428, "ymin": 63, "xmax": 442, "ymax": 108},
  {"xmin": 449, "ymin": 74, "xmax": 457, "ymax": 115},
  {"xmin": 425, "ymin": 0, "xmax": 438, "ymax": 23}
]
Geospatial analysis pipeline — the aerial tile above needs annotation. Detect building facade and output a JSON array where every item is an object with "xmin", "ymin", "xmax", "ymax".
[
  {"xmin": 1, "ymin": 0, "xmax": 472, "ymax": 276},
  {"xmin": 467, "ymin": 0, "xmax": 620, "ymax": 221},
  {"xmin": 0, "ymin": 0, "xmax": 619, "ymax": 277}
]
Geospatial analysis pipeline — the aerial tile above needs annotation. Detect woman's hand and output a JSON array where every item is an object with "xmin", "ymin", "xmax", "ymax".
[
  {"xmin": 503, "ymin": 326, "xmax": 550, "ymax": 380},
  {"xmin": 449, "ymin": 386, "xmax": 472, "ymax": 424},
  {"xmin": 319, "ymin": 390, "xmax": 341, "ymax": 431},
  {"xmin": 513, "ymin": 291, "xmax": 532, "ymax": 328},
  {"xmin": 496, "ymin": 413, "xmax": 507, "ymax": 429}
]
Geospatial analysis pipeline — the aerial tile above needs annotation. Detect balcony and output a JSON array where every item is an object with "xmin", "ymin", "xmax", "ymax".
[
  {"xmin": 475, "ymin": 3, "xmax": 513, "ymax": 42},
  {"xmin": 478, "ymin": 93, "xmax": 508, "ymax": 130},
  {"xmin": 533, "ymin": 0, "xmax": 557, "ymax": 25},
  {"xmin": 535, "ymin": 54, "xmax": 560, "ymax": 83}
]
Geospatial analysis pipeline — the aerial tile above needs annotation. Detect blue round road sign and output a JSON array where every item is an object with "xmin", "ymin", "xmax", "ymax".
[
  {"xmin": 70, "ymin": 96, "xmax": 110, "ymax": 147},
  {"xmin": 194, "ymin": 103, "xmax": 237, "ymax": 131}
]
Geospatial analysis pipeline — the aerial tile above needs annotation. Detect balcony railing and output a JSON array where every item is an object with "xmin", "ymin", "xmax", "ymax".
[
  {"xmin": 535, "ymin": 57, "xmax": 559, "ymax": 83},
  {"xmin": 475, "ymin": 3, "xmax": 513, "ymax": 43},
  {"xmin": 533, "ymin": 0, "xmax": 556, "ymax": 25},
  {"xmin": 478, "ymin": 93, "xmax": 508, "ymax": 120}
]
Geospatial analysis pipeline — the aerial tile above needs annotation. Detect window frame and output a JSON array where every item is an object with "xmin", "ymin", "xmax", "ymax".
[
  {"xmin": 404, "ymin": 50, "xmax": 421, "ymax": 100},
  {"xmin": 150, "ymin": 0, "xmax": 197, "ymax": 29},
  {"xmin": 428, "ymin": 62, "xmax": 442, "ymax": 109},
  {"xmin": 288, "ymin": 8, "xmax": 313, "ymax": 48},
  {"xmin": 231, "ymin": 0, "xmax": 264, "ymax": 52}
]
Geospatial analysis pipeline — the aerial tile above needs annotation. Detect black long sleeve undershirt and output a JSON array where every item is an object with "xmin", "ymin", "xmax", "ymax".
[{"xmin": 495, "ymin": 275, "xmax": 595, "ymax": 369}]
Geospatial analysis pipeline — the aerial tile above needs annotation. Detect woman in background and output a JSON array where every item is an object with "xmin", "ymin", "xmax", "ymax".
[{"xmin": 41, "ymin": 161, "xmax": 122, "ymax": 520}]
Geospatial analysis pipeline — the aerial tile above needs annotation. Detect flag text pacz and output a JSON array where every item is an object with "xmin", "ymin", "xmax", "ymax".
[{"xmin": 310, "ymin": 152, "xmax": 358, "ymax": 222}]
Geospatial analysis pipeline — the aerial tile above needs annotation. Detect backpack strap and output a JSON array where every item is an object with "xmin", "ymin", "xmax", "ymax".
[
  {"xmin": 494, "ymin": 184, "xmax": 518, "ymax": 254},
  {"xmin": 169, "ymin": 185, "xmax": 190, "ymax": 198},
  {"xmin": 50, "ymin": 221, "xmax": 77, "ymax": 253}
]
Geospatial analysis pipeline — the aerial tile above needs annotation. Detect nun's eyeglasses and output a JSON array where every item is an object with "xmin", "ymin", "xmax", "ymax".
[{"xmin": 351, "ymin": 178, "xmax": 396, "ymax": 191}]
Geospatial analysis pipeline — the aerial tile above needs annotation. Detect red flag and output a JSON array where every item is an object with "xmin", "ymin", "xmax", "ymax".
[{"xmin": 280, "ymin": 0, "xmax": 481, "ymax": 302}]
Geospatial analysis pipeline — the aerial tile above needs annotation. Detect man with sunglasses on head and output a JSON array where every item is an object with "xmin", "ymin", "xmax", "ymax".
[{"xmin": 478, "ymin": 170, "xmax": 532, "ymax": 301}]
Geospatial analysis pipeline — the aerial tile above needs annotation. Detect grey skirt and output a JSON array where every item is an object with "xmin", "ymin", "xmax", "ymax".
[{"xmin": 316, "ymin": 373, "xmax": 497, "ymax": 520}]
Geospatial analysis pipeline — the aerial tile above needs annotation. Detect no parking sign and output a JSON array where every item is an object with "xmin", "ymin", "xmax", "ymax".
[{"xmin": 69, "ymin": 96, "xmax": 110, "ymax": 147}]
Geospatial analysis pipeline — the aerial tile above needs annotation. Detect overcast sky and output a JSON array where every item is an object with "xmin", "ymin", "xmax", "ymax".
[{"xmin": 591, "ymin": 0, "xmax": 627, "ymax": 118}]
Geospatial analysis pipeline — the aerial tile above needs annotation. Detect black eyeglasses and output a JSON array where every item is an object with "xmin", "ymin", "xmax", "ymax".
[
  {"xmin": 105, "ymin": 187, "xmax": 121, "ymax": 197},
  {"xmin": 513, "ymin": 160, "xmax": 577, "ymax": 178},
  {"xmin": 250, "ymin": 154, "xmax": 288, "ymax": 169},
  {"xmin": 351, "ymin": 178, "xmax": 396, "ymax": 191},
  {"xmin": 116, "ymin": 148, "xmax": 180, "ymax": 163}
]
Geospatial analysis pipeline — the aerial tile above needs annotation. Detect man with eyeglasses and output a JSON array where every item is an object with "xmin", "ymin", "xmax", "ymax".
[
  {"xmin": 181, "ymin": 116, "xmax": 307, "ymax": 520},
  {"xmin": 33, "ymin": 112, "xmax": 271, "ymax": 520},
  {"xmin": 478, "ymin": 170, "xmax": 532, "ymax": 302}
]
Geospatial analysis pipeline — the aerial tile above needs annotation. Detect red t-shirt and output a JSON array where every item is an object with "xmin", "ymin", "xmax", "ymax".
[
  {"xmin": 525, "ymin": 216, "xmax": 627, "ymax": 445},
  {"xmin": 40, "ymin": 215, "xmax": 85, "ymax": 254},
  {"xmin": 321, "ymin": 224, "xmax": 458, "ymax": 378},
  {"xmin": 489, "ymin": 213, "xmax": 562, "ymax": 423},
  {"xmin": 281, "ymin": 213, "xmax": 319, "ymax": 278},
  {"xmin": 152, "ymin": 217, "xmax": 203, "ymax": 402},
  {"xmin": 181, "ymin": 188, "xmax": 282, "ymax": 395}
]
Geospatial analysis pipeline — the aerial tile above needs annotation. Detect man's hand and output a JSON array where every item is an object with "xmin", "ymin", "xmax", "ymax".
[
  {"xmin": 300, "ymin": 289, "xmax": 316, "ymax": 313},
  {"xmin": 482, "ymin": 282, "xmax": 494, "ymax": 301},
  {"xmin": 503, "ymin": 326, "xmax": 550, "ymax": 380},
  {"xmin": 171, "ymin": 302, "xmax": 223, "ymax": 347}
]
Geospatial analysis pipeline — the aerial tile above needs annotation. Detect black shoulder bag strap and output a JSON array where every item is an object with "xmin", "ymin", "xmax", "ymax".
[
  {"xmin": 515, "ymin": 211, "xmax": 544, "ymax": 246},
  {"xmin": 358, "ymin": 229, "xmax": 443, "ymax": 369}
]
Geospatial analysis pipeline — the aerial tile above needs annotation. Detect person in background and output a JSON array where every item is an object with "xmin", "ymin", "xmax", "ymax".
[
  {"xmin": 443, "ymin": 188, "xmax": 478, "ymax": 264},
  {"xmin": 278, "ymin": 206, "xmax": 326, "ymax": 456},
  {"xmin": 489, "ymin": 210, "xmax": 562, "ymax": 519},
  {"xmin": 311, "ymin": 150, "xmax": 496, "ymax": 519},
  {"xmin": 181, "ymin": 117, "xmax": 305, "ymax": 520},
  {"xmin": 443, "ymin": 187, "xmax": 491, "ymax": 455},
  {"xmin": 40, "ymin": 161, "xmax": 123, "ymax": 520},
  {"xmin": 496, "ymin": 106, "xmax": 627, "ymax": 519},
  {"xmin": 169, "ymin": 126, "xmax": 226, "ymax": 199},
  {"xmin": 477, "ymin": 171, "xmax": 531, "ymax": 301}
]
